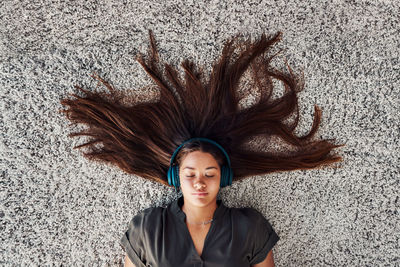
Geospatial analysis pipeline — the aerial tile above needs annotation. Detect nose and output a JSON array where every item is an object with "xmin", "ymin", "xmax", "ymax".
[
  {"xmin": 194, "ymin": 182, "xmax": 206, "ymax": 190},
  {"xmin": 193, "ymin": 175, "xmax": 206, "ymax": 190}
]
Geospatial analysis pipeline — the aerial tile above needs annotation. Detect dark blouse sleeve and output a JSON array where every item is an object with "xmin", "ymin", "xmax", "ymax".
[
  {"xmin": 120, "ymin": 210, "xmax": 149, "ymax": 267},
  {"xmin": 248, "ymin": 209, "xmax": 280, "ymax": 265}
]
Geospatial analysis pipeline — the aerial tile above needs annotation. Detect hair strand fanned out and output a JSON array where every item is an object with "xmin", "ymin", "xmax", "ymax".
[{"xmin": 59, "ymin": 29, "xmax": 344, "ymax": 186}]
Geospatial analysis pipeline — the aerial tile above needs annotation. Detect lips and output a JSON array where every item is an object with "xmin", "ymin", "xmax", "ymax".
[{"xmin": 192, "ymin": 192, "xmax": 208, "ymax": 196}]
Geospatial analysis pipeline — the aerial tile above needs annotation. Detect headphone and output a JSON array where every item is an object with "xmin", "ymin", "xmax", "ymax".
[{"xmin": 167, "ymin": 137, "xmax": 233, "ymax": 188}]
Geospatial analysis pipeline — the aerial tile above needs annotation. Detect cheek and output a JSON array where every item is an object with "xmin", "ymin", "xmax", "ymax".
[
  {"xmin": 211, "ymin": 179, "xmax": 221, "ymax": 190},
  {"xmin": 179, "ymin": 177, "xmax": 191, "ymax": 190},
  {"xmin": 206, "ymin": 176, "xmax": 221, "ymax": 189}
]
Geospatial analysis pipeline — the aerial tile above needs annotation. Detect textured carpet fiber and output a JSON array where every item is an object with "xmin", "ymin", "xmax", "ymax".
[{"xmin": 1, "ymin": 0, "xmax": 399, "ymax": 266}]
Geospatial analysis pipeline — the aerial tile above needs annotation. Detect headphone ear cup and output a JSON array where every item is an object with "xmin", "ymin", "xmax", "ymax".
[
  {"xmin": 167, "ymin": 166, "xmax": 173, "ymax": 186},
  {"xmin": 221, "ymin": 165, "xmax": 233, "ymax": 187},
  {"xmin": 227, "ymin": 167, "xmax": 233, "ymax": 186},
  {"xmin": 173, "ymin": 165, "xmax": 180, "ymax": 188},
  {"xmin": 220, "ymin": 165, "xmax": 227, "ymax": 188}
]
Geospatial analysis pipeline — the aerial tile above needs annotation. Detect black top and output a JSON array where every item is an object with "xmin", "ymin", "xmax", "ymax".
[{"xmin": 120, "ymin": 196, "xmax": 280, "ymax": 267}]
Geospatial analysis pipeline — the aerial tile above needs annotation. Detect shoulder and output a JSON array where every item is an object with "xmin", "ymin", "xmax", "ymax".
[
  {"xmin": 121, "ymin": 206, "xmax": 167, "ymax": 266},
  {"xmin": 129, "ymin": 205, "xmax": 165, "ymax": 226},
  {"xmin": 229, "ymin": 206, "xmax": 277, "ymax": 236},
  {"xmin": 230, "ymin": 206, "xmax": 267, "ymax": 224},
  {"xmin": 229, "ymin": 206, "xmax": 280, "ymax": 265}
]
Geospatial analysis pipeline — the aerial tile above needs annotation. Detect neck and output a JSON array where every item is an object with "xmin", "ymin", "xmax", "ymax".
[{"xmin": 181, "ymin": 198, "xmax": 218, "ymax": 224}]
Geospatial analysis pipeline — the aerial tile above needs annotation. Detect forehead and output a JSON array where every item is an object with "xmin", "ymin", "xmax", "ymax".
[{"xmin": 180, "ymin": 151, "xmax": 219, "ymax": 166}]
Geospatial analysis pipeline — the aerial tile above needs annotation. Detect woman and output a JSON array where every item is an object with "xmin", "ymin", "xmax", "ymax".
[
  {"xmin": 60, "ymin": 30, "xmax": 343, "ymax": 266},
  {"xmin": 121, "ymin": 138, "xmax": 280, "ymax": 266}
]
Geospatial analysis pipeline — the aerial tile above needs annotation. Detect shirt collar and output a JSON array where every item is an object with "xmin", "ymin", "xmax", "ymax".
[{"xmin": 170, "ymin": 195, "xmax": 226, "ymax": 222}]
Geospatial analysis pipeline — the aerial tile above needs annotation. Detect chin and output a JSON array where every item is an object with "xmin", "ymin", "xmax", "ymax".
[{"xmin": 187, "ymin": 194, "xmax": 217, "ymax": 206}]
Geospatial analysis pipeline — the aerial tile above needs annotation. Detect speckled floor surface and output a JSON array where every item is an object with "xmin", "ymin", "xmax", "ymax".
[{"xmin": 1, "ymin": 0, "xmax": 399, "ymax": 266}]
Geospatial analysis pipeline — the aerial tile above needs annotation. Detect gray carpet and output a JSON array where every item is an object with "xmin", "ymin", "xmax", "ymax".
[{"xmin": 1, "ymin": 0, "xmax": 399, "ymax": 266}]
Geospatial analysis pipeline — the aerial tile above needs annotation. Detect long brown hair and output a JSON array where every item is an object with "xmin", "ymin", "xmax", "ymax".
[{"xmin": 59, "ymin": 29, "xmax": 344, "ymax": 186}]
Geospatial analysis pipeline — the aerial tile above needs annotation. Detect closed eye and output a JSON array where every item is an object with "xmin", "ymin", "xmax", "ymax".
[{"xmin": 186, "ymin": 175, "xmax": 215, "ymax": 178}]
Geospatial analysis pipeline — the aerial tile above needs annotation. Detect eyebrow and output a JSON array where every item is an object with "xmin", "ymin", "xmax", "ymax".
[{"xmin": 183, "ymin": 166, "xmax": 218, "ymax": 170}]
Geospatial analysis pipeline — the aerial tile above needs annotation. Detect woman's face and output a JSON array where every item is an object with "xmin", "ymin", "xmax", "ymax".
[{"xmin": 179, "ymin": 151, "xmax": 221, "ymax": 208}]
